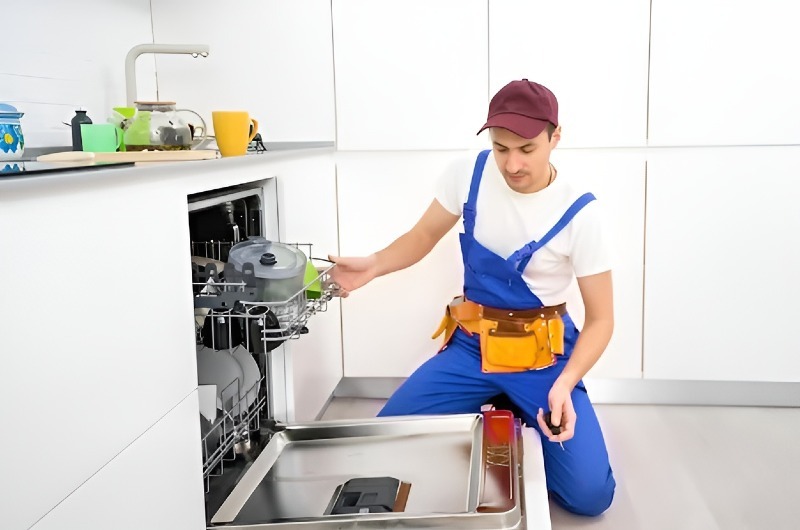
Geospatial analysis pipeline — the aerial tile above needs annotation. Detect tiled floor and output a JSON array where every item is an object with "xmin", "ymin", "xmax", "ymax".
[{"xmin": 321, "ymin": 398, "xmax": 800, "ymax": 530}]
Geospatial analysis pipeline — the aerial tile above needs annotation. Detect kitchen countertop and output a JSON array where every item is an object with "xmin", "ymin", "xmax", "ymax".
[
  {"xmin": 20, "ymin": 141, "xmax": 335, "ymax": 160},
  {"xmin": 0, "ymin": 145, "xmax": 336, "ymax": 197}
]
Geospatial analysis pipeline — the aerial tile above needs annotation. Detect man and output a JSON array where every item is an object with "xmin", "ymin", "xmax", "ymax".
[{"xmin": 329, "ymin": 79, "xmax": 616, "ymax": 516}]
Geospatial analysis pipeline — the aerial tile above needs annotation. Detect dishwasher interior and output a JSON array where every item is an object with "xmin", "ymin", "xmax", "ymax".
[
  {"xmin": 188, "ymin": 181, "xmax": 336, "ymax": 521},
  {"xmin": 188, "ymin": 182, "xmax": 533, "ymax": 529}
]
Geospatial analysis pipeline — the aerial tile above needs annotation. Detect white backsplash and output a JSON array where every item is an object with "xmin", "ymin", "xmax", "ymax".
[
  {"xmin": 1, "ymin": 0, "xmax": 158, "ymax": 148},
  {"xmin": 150, "ymin": 0, "xmax": 336, "ymax": 143}
]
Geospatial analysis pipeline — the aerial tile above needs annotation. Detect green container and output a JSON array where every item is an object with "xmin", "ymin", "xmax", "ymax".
[{"xmin": 304, "ymin": 260, "xmax": 322, "ymax": 299}]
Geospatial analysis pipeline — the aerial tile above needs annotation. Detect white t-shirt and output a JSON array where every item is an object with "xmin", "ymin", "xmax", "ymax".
[{"xmin": 435, "ymin": 150, "xmax": 611, "ymax": 307}]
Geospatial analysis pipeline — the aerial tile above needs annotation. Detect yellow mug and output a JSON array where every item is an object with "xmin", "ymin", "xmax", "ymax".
[{"xmin": 212, "ymin": 111, "xmax": 259, "ymax": 157}]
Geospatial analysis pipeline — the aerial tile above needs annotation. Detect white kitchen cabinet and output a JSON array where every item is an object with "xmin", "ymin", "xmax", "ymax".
[
  {"xmin": 549, "ymin": 148, "xmax": 646, "ymax": 379},
  {"xmin": 1, "ymin": 151, "xmax": 343, "ymax": 528},
  {"xmin": 335, "ymin": 151, "xmax": 467, "ymax": 377},
  {"xmin": 649, "ymin": 0, "xmax": 800, "ymax": 146},
  {"xmin": 0, "ymin": 173, "xmax": 199, "ymax": 530},
  {"xmin": 489, "ymin": 0, "xmax": 650, "ymax": 149},
  {"xmin": 332, "ymin": 0, "xmax": 489, "ymax": 151},
  {"xmin": 272, "ymin": 153, "xmax": 343, "ymax": 421},
  {"xmin": 644, "ymin": 147, "xmax": 800, "ymax": 381},
  {"xmin": 30, "ymin": 392, "xmax": 205, "ymax": 530},
  {"xmin": 150, "ymin": 0, "xmax": 336, "ymax": 143}
]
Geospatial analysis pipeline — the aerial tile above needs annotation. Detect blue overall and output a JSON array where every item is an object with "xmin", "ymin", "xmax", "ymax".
[{"xmin": 379, "ymin": 150, "xmax": 616, "ymax": 516}]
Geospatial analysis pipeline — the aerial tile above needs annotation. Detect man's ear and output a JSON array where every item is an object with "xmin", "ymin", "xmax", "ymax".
[{"xmin": 551, "ymin": 125, "xmax": 562, "ymax": 147}]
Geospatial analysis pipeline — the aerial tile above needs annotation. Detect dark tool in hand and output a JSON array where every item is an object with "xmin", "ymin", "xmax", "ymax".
[{"xmin": 543, "ymin": 411, "xmax": 565, "ymax": 451}]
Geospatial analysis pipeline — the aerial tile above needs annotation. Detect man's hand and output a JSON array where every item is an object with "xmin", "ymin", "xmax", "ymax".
[
  {"xmin": 327, "ymin": 254, "xmax": 379, "ymax": 298},
  {"xmin": 536, "ymin": 379, "xmax": 577, "ymax": 443}
]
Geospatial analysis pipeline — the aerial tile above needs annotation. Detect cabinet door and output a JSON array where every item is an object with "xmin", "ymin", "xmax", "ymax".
[
  {"xmin": 332, "ymin": 0, "xmax": 488, "ymax": 151},
  {"xmin": 151, "ymin": 0, "xmax": 335, "ymax": 142},
  {"xmin": 336, "ymin": 151, "xmax": 466, "ymax": 377},
  {"xmin": 1, "ymin": 177, "xmax": 199, "ymax": 530},
  {"xmin": 30, "ymin": 392, "xmax": 205, "ymax": 530},
  {"xmin": 489, "ymin": 0, "xmax": 650, "ymax": 149},
  {"xmin": 644, "ymin": 147, "xmax": 800, "ymax": 381},
  {"xmin": 649, "ymin": 0, "xmax": 800, "ymax": 146},
  {"xmin": 272, "ymin": 153, "xmax": 343, "ymax": 421},
  {"xmin": 549, "ymin": 149, "xmax": 646, "ymax": 379}
]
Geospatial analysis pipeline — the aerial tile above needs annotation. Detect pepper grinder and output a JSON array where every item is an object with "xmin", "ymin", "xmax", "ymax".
[{"xmin": 70, "ymin": 109, "xmax": 92, "ymax": 151}]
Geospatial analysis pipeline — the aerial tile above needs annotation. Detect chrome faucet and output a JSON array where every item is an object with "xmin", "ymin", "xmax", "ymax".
[{"xmin": 124, "ymin": 43, "xmax": 210, "ymax": 106}]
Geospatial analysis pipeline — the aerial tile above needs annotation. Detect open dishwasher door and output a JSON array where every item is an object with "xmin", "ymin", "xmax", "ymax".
[
  {"xmin": 187, "ymin": 184, "xmax": 550, "ymax": 529},
  {"xmin": 209, "ymin": 411, "xmax": 531, "ymax": 529}
]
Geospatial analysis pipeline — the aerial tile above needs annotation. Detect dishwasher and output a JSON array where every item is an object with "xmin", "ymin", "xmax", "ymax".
[{"xmin": 187, "ymin": 181, "xmax": 541, "ymax": 530}]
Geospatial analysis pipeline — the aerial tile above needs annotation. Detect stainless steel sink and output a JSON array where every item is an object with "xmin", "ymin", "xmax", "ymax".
[{"xmin": 210, "ymin": 412, "xmax": 525, "ymax": 529}]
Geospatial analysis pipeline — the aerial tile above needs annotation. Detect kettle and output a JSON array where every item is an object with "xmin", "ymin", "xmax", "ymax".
[
  {"xmin": 0, "ymin": 103, "xmax": 24, "ymax": 161},
  {"xmin": 123, "ymin": 101, "xmax": 207, "ymax": 151}
]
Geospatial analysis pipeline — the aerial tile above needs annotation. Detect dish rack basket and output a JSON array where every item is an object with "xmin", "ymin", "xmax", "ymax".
[
  {"xmin": 200, "ymin": 370, "xmax": 266, "ymax": 492},
  {"xmin": 191, "ymin": 243, "xmax": 339, "ymax": 490},
  {"xmin": 192, "ymin": 243, "xmax": 339, "ymax": 342}
]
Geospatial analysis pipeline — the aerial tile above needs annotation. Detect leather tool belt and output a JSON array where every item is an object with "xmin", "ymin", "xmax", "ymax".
[{"xmin": 432, "ymin": 296, "xmax": 567, "ymax": 372}]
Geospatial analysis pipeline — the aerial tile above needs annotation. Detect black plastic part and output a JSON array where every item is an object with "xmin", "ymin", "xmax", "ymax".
[
  {"xmin": 543, "ymin": 411, "xmax": 562, "ymax": 435},
  {"xmin": 244, "ymin": 305, "xmax": 284, "ymax": 354},
  {"xmin": 259, "ymin": 252, "xmax": 277, "ymax": 265},
  {"xmin": 329, "ymin": 477, "xmax": 400, "ymax": 515},
  {"xmin": 202, "ymin": 309, "xmax": 242, "ymax": 350}
]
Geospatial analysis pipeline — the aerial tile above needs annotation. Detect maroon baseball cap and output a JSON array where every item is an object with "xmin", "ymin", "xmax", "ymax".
[{"xmin": 477, "ymin": 79, "xmax": 558, "ymax": 139}]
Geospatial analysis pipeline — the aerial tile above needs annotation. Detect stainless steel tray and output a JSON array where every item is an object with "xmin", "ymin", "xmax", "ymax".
[{"xmin": 210, "ymin": 413, "xmax": 524, "ymax": 529}]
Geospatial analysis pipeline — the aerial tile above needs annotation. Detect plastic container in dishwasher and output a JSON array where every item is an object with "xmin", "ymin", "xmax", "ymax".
[{"xmin": 227, "ymin": 237, "xmax": 307, "ymax": 316}]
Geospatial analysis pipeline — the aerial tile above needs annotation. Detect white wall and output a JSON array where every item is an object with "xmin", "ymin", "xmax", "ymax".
[
  {"xmin": 329, "ymin": 0, "xmax": 800, "ymax": 385},
  {"xmin": 332, "ymin": 0, "xmax": 488, "ymax": 151},
  {"xmin": 330, "ymin": 0, "xmax": 650, "ymax": 380},
  {"xmin": 336, "ymin": 151, "xmax": 466, "ymax": 377},
  {"xmin": 2, "ymin": 0, "xmax": 336, "ymax": 150},
  {"xmin": 1, "ymin": 0, "xmax": 157, "ymax": 147},
  {"xmin": 644, "ymin": 146, "xmax": 800, "ymax": 382},
  {"xmin": 649, "ymin": 0, "xmax": 800, "ymax": 146},
  {"xmin": 149, "ymin": 0, "xmax": 336, "ymax": 143},
  {"xmin": 489, "ymin": 0, "xmax": 650, "ymax": 148}
]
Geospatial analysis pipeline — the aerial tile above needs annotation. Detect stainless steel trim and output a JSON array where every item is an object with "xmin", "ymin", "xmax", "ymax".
[
  {"xmin": 213, "ymin": 510, "xmax": 524, "ymax": 529},
  {"xmin": 333, "ymin": 377, "xmax": 800, "ymax": 407}
]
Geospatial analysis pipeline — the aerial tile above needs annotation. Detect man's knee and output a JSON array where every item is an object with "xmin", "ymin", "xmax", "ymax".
[{"xmin": 553, "ymin": 473, "xmax": 616, "ymax": 517}]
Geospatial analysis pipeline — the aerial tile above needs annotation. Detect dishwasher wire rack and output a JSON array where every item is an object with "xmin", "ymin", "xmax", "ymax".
[
  {"xmin": 192, "ymin": 243, "xmax": 340, "ymax": 492},
  {"xmin": 192, "ymin": 248, "xmax": 339, "ymax": 345},
  {"xmin": 200, "ymin": 369, "xmax": 267, "ymax": 493}
]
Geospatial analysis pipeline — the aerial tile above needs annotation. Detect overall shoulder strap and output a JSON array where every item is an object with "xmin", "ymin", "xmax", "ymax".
[
  {"xmin": 511, "ymin": 192, "xmax": 597, "ymax": 272},
  {"xmin": 463, "ymin": 149, "xmax": 491, "ymax": 235}
]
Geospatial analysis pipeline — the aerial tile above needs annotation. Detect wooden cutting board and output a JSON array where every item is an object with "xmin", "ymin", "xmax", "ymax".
[{"xmin": 37, "ymin": 150, "xmax": 219, "ymax": 163}]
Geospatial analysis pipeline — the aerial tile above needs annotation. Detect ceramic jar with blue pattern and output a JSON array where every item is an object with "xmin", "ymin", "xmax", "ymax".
[{"xmin": 0, "ymin": 103, "xmax": 25, "ymax": 161}]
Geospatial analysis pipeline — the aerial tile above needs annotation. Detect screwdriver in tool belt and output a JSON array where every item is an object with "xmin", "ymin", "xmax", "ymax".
[{"xmin": 543, "ymin": 411, "xmax": 565, "ymax": 451}]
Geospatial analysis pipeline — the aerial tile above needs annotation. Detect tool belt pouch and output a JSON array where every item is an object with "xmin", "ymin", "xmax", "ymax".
[
  {"xmin": 479, "ymin": 314, "xmax": 562, "ymax": 373},
  {"xmin": 432, "ymin": 307, "xmax": 459, "ymax": 351}
]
